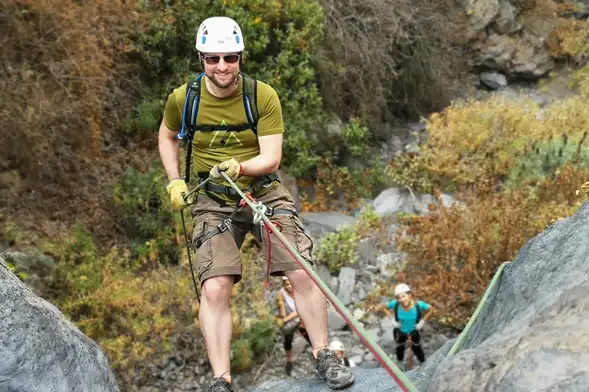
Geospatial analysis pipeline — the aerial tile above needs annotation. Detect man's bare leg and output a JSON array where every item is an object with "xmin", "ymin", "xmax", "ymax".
[
  {"xmin": 199, "ymin": 275, "xmax": 234, "ymax": 381},
  {"xmin": 285, "ymin": 269, "xmax": 328, "ymax": 356}
]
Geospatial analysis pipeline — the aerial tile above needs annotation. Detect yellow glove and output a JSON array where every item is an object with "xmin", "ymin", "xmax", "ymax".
[
  {"xmin": 209, "ymin": 158, "xmax": 242, "ymax": 181},
  {"xmin": 166, "ymin": 179, "xmax": 189, "ymax": 210}
]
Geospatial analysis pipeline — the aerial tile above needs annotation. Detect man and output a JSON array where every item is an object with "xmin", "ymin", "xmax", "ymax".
[{"xmin": 157, "ymin": 16, "xmax": 355, "ymax": 392}]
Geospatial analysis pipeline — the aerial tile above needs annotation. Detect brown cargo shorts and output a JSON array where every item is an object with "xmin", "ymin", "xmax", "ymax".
[{"xmin": 190, "ymin": 182, "xmax": 314, "ymax": 286}]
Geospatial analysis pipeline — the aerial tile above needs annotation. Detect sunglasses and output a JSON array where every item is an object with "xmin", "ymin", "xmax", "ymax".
[{"xmin": 202, "ymin": 54, "xmax": 240, "ymax": 65}]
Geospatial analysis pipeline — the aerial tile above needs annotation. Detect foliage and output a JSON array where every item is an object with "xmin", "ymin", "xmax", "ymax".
[
  {"xmin": 230, "ymin": 318, "xmax": 276, "ymax": 373},
  {"xmin": 388, "ymin": 95, "xmax": 589, "ymax": 192},
  {"xmin": 549, "ymin": 17, "xmax": 589, "ymax": 62},
  {"xmin": 315, "ymin": 208, "xmax": 382, "ymax": 273},
  {"xmin": 316, "ymin": 0, "xmax": 464, "ymax": 123},
  {"xmin": 570, "ymin": 64, "xmax": 589, "ymax": 97},
  {"xmin": 0, "ymin": 0, "xmax": 139, "ymax": 191},
  {"xmin": 41, "ymin": 223, "xmax": 197, "ymax": 385},
  {"xmin": 507, "ymin": 133, "xmax": 589, "ymax": 187},
  {"xmin": 301, "ymin": 158, "xmax": 388, "ymax": 212},
  {"xmin": 111, "ymin": 164, "xmax": 180, "ymax": 265},
  {"xmin": 230, "ymin": 339, "xmax": 254, "ymax": 373},
  {"xmin": 341, "ymin": 118, "xmax": 370, "ymax": 157},
  {"xmin": 386, "ymin": 153, "xmax": 437, "ymax": 194},
  {"xmin": 395, "ymin": 165, "xmax": 589, "ymax": 327}
]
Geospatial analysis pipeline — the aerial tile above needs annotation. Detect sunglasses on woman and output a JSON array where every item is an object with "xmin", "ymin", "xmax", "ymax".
[{"xmin": 202, "ymin": 54, "xmax": 240, "ymax": 65}]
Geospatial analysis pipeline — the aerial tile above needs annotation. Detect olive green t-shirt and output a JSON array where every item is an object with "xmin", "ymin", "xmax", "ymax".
[{"xmin": 163, "ymin": 75, "xmax": 284, "ymax": 191}]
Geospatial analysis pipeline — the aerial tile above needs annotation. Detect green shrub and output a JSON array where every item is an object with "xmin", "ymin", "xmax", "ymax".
[
  {"xmin": 111, "ymin": 164, "xmax": 180, "ymax": 265},
  {"xmin": 315, "ymin": 208, "xmax": 382, "ymax": 273},
  {"xmin": 230, "ymin": 339, "xmax": 254, "ymax": 373},
  {"xmin": 52, "ymin": 223, "xmax": 103, "ymax": 297},
  {"xmin": 122, "ymin": 97, "xmax": 164, "ymax": 139},
  {"xmin": 247, "ymin": 319, "xmax": 277, "ymax": 358},
  {"xmin": 507, "ymin": 133, "xmax": 589, "ymax": 188}
]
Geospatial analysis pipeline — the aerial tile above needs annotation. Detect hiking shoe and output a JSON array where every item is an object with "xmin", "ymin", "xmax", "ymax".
[
  {"xmin": 208, "ymin": 376, "xmax": 233, "ymax": 392},
  {"xmin": 285, "ymin": 361, "xmax": 293, "ymax": 377},
  {"xmin": 315, "ymin": 349, "xmax": 355, "ymax": 390}
]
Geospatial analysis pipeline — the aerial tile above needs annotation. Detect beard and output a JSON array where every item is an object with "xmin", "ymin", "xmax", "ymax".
[{"xmin": 208, "ymin": 72, "xmax": 239, "ymax": 89}]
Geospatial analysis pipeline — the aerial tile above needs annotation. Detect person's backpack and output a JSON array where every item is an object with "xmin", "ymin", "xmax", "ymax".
[
  {"xmin": 393, "ymin": 301, "xmax": 422, "ymax": 324},
  {"xmin": 177, "ymin": 72, "xmax": 259, "ymax": 182}
]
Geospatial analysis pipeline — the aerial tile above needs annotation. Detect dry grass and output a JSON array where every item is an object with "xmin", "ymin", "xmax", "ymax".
[{"xmin": 316, "ymin": 0, "xmax": 466, "ymax": 123}]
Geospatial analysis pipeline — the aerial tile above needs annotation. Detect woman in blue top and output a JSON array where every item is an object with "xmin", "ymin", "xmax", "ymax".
[{"xmin": 385, "ymin": 283, "xmax": 432, "ymax": 364}]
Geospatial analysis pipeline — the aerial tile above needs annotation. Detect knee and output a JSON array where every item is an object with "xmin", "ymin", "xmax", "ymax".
[
  {"xmin": 286, "ymin": 269, "xmax": 313, "ymax": 291},
  {"xmin": 201, "ymin": 276, "xmax": 233, "ymax": 306}
]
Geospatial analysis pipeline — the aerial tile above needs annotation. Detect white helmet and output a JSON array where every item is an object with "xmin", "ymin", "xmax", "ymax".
[
  {"xmin": 195, "ymin": 16, "xmax": 245, "ymax": 53},
  {"xmin": 394, "ymin": 283, "xmax": 411, "ymax": 296},
  {"xmin": 328, "ymin": 340, "xmax": 346, "ymax": 352}
]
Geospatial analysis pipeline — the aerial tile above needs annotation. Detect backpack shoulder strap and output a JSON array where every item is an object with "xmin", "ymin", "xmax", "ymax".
[
  {"xmin": 180, "ymin": 73, "xmax": 205, "ymax": 183},
  {"xmin": 241, "ymin": 73, "xmax": 259, "ymax": 134},
  {"xmin": 183, "ymin": 73, "xmax": 205, "ymax": 137},
  {"xmin": 415, "ymin": 301, "xmax": 422, "ymax": 323},
  {"xmin": 394, "ymin": 302, "xmax": 399, "ymax": 322}
]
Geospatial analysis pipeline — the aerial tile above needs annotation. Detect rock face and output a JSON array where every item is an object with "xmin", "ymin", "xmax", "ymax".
[
  {"xmin": 423, "ymin": 201, "xmax": 589, "ymax": 392},
  {"xmin": 250, "ymin": 202, "xmax": 589, "ymax": 392},
  {"xmin": 0, "ymin": 257, "xmax": 119, "ymax": 392}
]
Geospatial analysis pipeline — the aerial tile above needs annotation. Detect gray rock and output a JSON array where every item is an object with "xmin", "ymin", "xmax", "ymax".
[
  {"xmin": 300, "ymin": 213, "xmax": 355, "ymax": 240},
  {"xmin": 248, "ymin": 367, "xmax": 410, "ymax": 392},
  {"xmin": 327, "ymin": 308, "xmax": 348, "ymax": 331},
  {"xmin": 357, "ymin": 286, "xmax": 368, "ymax": 301},
  {"xmin": 480, "ymin": 71, "xmax": 508, "ymax": 90},
  {"xmin": 476, "ymin": 34, "xmax": 517, "ymax": 70},
  {"xmin": 0, "ymin": 257, "xmax": 119, "ymax": 392},
  {"xmin": 357, "ymin": 237, "xmax": 378, "ymax": 264},
  {"xmin": 337, "ymin": 267, "xmax": 357, "ymax": 306},
  {"xmin": 349, "ymin": 355, "xmax": 363, "ymax": 365},
  {"xmin": 353, "ymin": 308, "xmax": 366, "ymax": 320},
  {"xmin": 377, "ymin": 253, "xmax": 405, "ymax": 278},
  {"xmin": 465, "ymin": 0, "xmax": 501, "ymax": 40},
  {"xmin": 491, "ymin": 0, "xmax": 520, "ymax": 34},
  {"xmin": 424, "ymin": 201, "xmax": 589, "ymax": 391},
  {"xmin": 316, "ymin": 264, "xmax": 333, "ymax": 290},
  {"xmin": 373, "ymin": 188, "xmax": 416, "ymax": 217}
]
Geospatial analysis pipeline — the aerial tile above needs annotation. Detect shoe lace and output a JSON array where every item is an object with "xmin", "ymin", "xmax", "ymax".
[
  {"xmin": 316, "ymin": 351, "xmax": 345, "ymax": 379},
  {"xmin": 208, "ymin": 371, "xmax": 231, "ymax": 392}
]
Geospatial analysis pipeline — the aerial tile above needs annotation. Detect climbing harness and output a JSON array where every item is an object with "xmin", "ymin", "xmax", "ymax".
[
  {"xmin": 447, "ymin": 261, "xmax": 511, "ymax": 356},
  {"xmin": 176, "ymin": 72, "xmax": 259, "ymax": 183}
]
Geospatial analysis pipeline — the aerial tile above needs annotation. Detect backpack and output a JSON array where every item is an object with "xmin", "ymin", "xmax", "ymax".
[
  {"xmin": 177, "ymin": 72, "xmax": 260, "ymax": 183},
  {"xmin": 393, "ymin": 301, "xmax": 422, "ymax": 324}
]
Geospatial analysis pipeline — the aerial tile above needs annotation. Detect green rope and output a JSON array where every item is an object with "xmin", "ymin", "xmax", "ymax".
[
  {"xmin": 220, "ymin": 173, "xmax": 419, "ymax": 392},
  {"xmin": 447, "ymin": 261, "xmax": 511, "ymax": 356}
]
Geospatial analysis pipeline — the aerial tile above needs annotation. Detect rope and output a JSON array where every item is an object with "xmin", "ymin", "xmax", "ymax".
[
  {"xmin": 447, "ymin": 261, "xmax": 511, "ymax": 356},
  {"xmin": 220, "ymin": 172, "xmax": 419, "ymax": 392}
]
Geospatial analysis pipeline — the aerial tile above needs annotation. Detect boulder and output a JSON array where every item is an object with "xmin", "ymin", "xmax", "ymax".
[
  {"xmin": 424, "ymin": 202, "xmax": 589, "ymax": 391},
  {"xmin": 480, "ymin": 71, "xmax": 508, "ymax": 90},
  {"xmin": 300, "ymin": 212, "xmax": 356, "ymax": 240},
  {"xmin": 0, "ymin": 256, "xmax": 119, "ymax": 392},
  {"xmin": 337, "ymin": 267, "xmax": 357, "ymax": 306}
]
